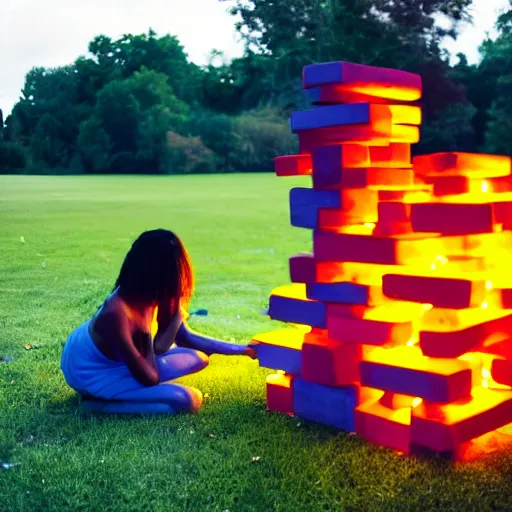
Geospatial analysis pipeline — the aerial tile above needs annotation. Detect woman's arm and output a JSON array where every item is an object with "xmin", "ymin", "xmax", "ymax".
[
  {"xmin": 97, "ymin": 311, "xmax": 160, "ymax": 386},
  {"xmin": 174, "ymin": 322, "xmax": 256, "ymax": 357},
  {"xmin": 153, "ymin": 303, "xmax": 182, "ymax": 355}
]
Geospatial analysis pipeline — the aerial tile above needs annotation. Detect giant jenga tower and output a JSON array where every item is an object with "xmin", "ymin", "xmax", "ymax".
[{"xmin": 253, "ymin": 61, "xmax": 512, "ymax": 459}]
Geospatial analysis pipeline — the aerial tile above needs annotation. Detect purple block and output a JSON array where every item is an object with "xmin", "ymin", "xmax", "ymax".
[
  {"xmin": 359, "ymin": 361, "xmax": 472, "ymax": 403},
  {"xmin": 293, "ymin": 377, "xmax": 357, "ymax": 431},
  {"xmin": 290, "ymin": 103, "xmax": 372, "ymax": 133},
  {"xmin": 304, "ymin": 62, "xmax": 346, "ymax": 88},
  {"xmin": 269, "ymin": 294, "xmax": 326, "ymax": 329},
  {"xmin": 256, "ymin": 344, "xmax": 302, "ymax": 375},
  {"xmin": 290, "ymin": 188, "xmax": 341, "ymax": 229},
  {"xmin": 306, "ymin": 282, "xmax": 380, "ymax": 305}
]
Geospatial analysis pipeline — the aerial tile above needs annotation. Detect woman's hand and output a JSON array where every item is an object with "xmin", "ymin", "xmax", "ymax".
[{"xmin": 243, "ymin": 341, "xmax": 259, "ymax": 360}]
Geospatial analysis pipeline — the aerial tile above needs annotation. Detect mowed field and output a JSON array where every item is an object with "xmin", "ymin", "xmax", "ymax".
[{"xmin": 1, "ymin": 174, "xmax": 512, "ymax": 512}]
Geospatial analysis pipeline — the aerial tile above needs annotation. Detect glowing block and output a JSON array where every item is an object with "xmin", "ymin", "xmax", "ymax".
[
  {"xmin": 410, "ymin": 203, "xmax": 497, "ymax": 235},
  {"xmin": 438, "ymin": 231, "xmax": 512, "ymax": 259},
  {"xmin": 491, "ymin": 359, "xmax": 512, "ymax": 387},
  {"xmin": 293, "ymin": 377, "xmax": 358, "ymax": 431},
  {"xmin": 369, "ymin": 143, "xmax": 412, "ymax": 168},
  {"xmin": 360, "ymin": 346, "xmax": 476, "ymax": 402},
  {"xmin": 317, "ymin": 190, "xmax": 379, "ymax": 226},
  {"xmin": 379, "ymin": 391, "xmax": 417, "ymax": 410},
  {"xmin": 266, "ymin": 373, "xmax": 294, "ymax": 414},
  {"xmin": 307, "ymin": 281, "xmax": 386, "ymax": 306},
  {"xmin": 289, "ymin": 254, "xmax": 351, "ymax": 284},
  {"xmin": 269, "ymin": 284, "xmax": 326, "ymax": 328},
  {"xmin": 298, "ymin": 124, "xmax": 420, "ymax": 153},
  {"xmin": 291, "ymin": 103, "xmax": 388, "ymax": 133},
  {"xmin": 355, "ymin": 399, "xmax": 411, "ymax": 453},
  {"xmin": 378, "ymin": 201, "xmax": 412, "ymax": 224},
  {"xmin": 373, "ymin": 221, "xmax": 413, "ymax": 236},
  {"xmin": 420, "ymin": 310, "xmax": 512, "ymax": 358},
  {"xmin": 413, "ymin": 152, "xmax": 511, "ymax": 178},
  {"xmin": 410, "ymin": 388, "xmax": 512, "ymax": 452},
  {"xmin": 290, "ymin": 188, "xmax": 341, "ymax": 229},
  {"xmin": 252, "ymin": 330, "xmax": 304, "ymax": 374},
  {"xmin": 313, "ymin": 231, "xmax": 442, "ymax": 265},
  {"xmin": 303, "ymin": 61, "xmax": 422, "ymax": 102},
  {"xmin": 291, "ymin": 104, "xmax": 421, "ymax": 134},
  {"xmin": 327, "ymin": 302, "xmax": 421, "ymax": 346},
  {"xmin": 301, "ymin": 330, "xmax": 373, "ymax": 386},
  {"xmin": 306, "ymin": 85, "xmax": 419, "ymax": 105},
  {"xmin": 312, "ymin": 144, "xmax": 369, "ymax": 188},
  {"xmin": 383, "ymin": 273, "xmax": 488, "ymax": 309},
  {"xmin": 314, "ymin": 165, "xmax": 414, "ymax": 190},
  {"xmin": 275, "ymin": 154, "xmax": 312, "ymax": 177}
]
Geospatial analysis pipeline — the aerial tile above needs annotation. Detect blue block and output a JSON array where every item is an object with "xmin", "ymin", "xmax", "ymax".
[
  {"xmin": 256, "ymin": 344, "xmax": 302, "ymax": 375},
  {"xmin": 304, "ymin": 62, "xmax": 345, "ymax": 87},
  {"xmin": 306, "ymin": 282, "xmax": 374, "ymax": 305},
  {"xmin": 290, "ymin": 188, "xmax": 341, "ymax": 229},
  {"xmin": 269, "ymin": 294, "xmax": 326, "ymax": 328},
  {"xmin": 290, "ymin": 103, "xmax": 372, "ymax": 133},
  {"xmin": 293, "ymin": 377, "xmax": 357, "ymax": 431}
]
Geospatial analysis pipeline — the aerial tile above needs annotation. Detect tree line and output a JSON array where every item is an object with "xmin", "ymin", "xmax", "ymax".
[{"xmin": 1, "ymin": 0, "xmax": 511, "ymax": 175}]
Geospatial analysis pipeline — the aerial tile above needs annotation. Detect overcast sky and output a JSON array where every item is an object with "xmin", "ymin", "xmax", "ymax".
[{"xmin": 1, "ymin": 0, "xmax": 509, "ymax": 118}]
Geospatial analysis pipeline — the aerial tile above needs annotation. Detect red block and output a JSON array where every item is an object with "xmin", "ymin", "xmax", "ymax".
[
  {"xmin": 369, "ymin": 143, "xmax": 412, "ymax": 168},
  {"xmin": 360, "ymin": 346, "xmax": 477, "ymax": 402},
  {"xmin": 413, "ymin": 152, "xmax": 511, "ymax": 178},
  {"xmin": 327, "ymin": 302, "xmax": 422, "ymax": 346},
  {"xmin": 378, "ymin": 201, "xmax": 411, "ymax": 224},
  {"xmin": 491, "ymin": 359, "xmax": 512, "ymax": 387},
  {"xmin": 274, "ymin": 154, "xmax": 312, "ymax": 177},
  {"xmin": 303, "ymin": 61, "xmax": 422, "ymax": 102},
  {"xmin": 382, "ymin": 273, "xmax": 488, "ymax": 309},
  {"xmin": 420, "ymin": 310, "xmax": 512, "ymax": 358},
  {"xmin": 355, "ymin": 399, "xmax": 412, "ymax": 453},
  {"xmin": 410, "ymin": 202, "xmax": 497, "ymax": 235},
  {"xmin": 373, "ymin": 221, "xmax": 413, "ymax": 236},
  {"xmin": 411, "ymin": 388, "xmax": 512, "ymax": 452},
  {"xmin": 313, "ymin": 230, "xmax": 442, "ymax": 265},
  {"xmin": 266, "ymin": 374, "xmax": 294, "ymax": 414},
  {"xmin": 301, "ymin": 330, "xmax": 374, "ymax": 386}
]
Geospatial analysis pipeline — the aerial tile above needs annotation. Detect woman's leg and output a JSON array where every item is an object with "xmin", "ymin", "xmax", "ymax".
[
  {"xmin": 157, "ymin": 347, "xmax": 209, "ymax": 381},
  {"xmin": 101, "ymin": 347, "xmax": 209, "ymax": 413}
]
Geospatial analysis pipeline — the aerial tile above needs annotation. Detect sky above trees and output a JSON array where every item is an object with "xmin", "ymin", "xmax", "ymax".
[{"xmin": 0, "ymin": 0, "xmax": 509, "ymax": 117}]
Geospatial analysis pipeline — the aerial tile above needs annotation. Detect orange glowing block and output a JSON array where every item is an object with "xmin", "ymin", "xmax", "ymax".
[
  {"xmin": 301, "ymin": 330, "xmax": 374, "ymax": 386},
  {"xmin": 491, "ymin": 359, "xmax": 512, "ymax": 387},
  {"xmin": 303, "ymin": 61, "xmax": 422, "ymax": 102},
  {"xmin": 355, "ymin": 398, "xmax": 412, "ymax": 453},
  {"xmin": 438, "ymin": 231, "xmax": 512, "ymax": 259},
  {"xmin": 378, "ymin": 201, "xmax": 412, "ymax": 224},
  {"xmin": 388, "ymin": 105, "xmax": 422, "ymax": 125},
  {"xmin": 410, "ymin": 388, "xmax": 512, "ymax": 452},
  {"xmin": 373, "ymin": 221, "xmax": 413, "ymax": 236},
  {"xmin": 383, "ymin": 273, "xmax": 488, "ymax": 309},
  {"xmin": 420, "ymin": 310, "xmax": 512, "ymax": 358},
  {"xmin": 266, "ymin": 373, "xmax": 294, "ymax": 414},
  {"xmin": 360, "ymin": 346, "xmax": 477, "ymax": 402},
  {"xmin": 306, "ymin": 85, "xmax": 420, "ymax": 105},
  {"xmin": 274, "ymin": 154, "xmax": 312, "ymax": 177},
  {"xmin": 327, "ymin": 302, "xmax": 422, "ymax": 346},
  {"xmin": 413, "ymin": 152, "xmax": 511, "ymax": 179},
  {"xmin": 317, "ymin": 190, "xmax": 379, "ymax": 227},
  {"xmin": 298, "ymin": 124, "xmax": 420, "ymax": 153},
  {"xmin": 369, "ymin": 143, "xmax": 412, "ymax": 168},
  {"xmin": 313, "ymin": 230, "xmax": 443, "ymax": 266}
]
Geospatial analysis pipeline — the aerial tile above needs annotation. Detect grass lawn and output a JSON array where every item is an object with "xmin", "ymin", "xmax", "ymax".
[{"xmin": 1, "ymin": 174, "xmax": 512, "ymax": 512}]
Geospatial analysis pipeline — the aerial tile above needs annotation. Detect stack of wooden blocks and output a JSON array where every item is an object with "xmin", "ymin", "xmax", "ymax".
[{"xmin": 253, "ymin": 61, "xmax": 512, "ymax": 459}]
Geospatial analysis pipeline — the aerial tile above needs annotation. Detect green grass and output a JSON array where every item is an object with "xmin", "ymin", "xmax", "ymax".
[{"xmin": 1, "ymin": 174, "xmax": 512, "ymax": 512}]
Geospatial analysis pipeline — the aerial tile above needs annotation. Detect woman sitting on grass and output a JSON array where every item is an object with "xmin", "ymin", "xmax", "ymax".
[{"xmin": 61, "ymin": 229, "xmax": 257, "ymax": 414}]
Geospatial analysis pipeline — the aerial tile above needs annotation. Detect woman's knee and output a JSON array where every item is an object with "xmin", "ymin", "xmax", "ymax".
[
  {"xmin": 194, "ymin": 350, "xmax": 209, "ymax": 371},
  {"xmin": 170, "ymin": 385, "xmax": 203, "ymax": 413}
]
